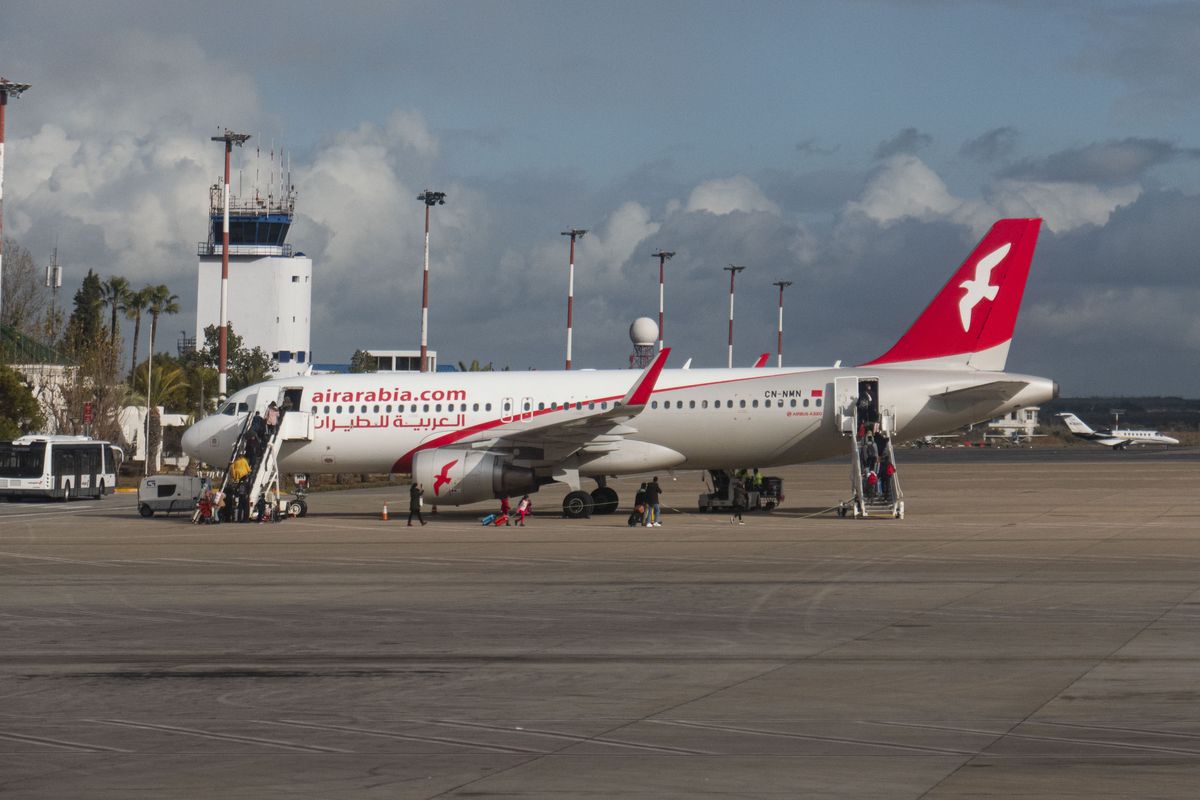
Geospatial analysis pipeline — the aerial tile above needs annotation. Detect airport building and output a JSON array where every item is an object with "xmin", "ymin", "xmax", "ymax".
[{"xmin": 194, "ymin": 179, "xmax": 312, "ymax": 377}]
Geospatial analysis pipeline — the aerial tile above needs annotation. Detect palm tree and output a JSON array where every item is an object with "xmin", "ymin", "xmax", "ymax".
[
  {"xmin": 125, "ymin": 287, "xmax": 152, "ymax": 376},
  {"xmin": 101, "ymin": 276, "xmax": 130, "ymax": 346},
  {"xmin": 146, "ymin": 284, "xmax": 180, "ymax": 359}
]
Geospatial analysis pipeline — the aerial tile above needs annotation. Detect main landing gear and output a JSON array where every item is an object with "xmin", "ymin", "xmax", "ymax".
[{"xmin": 561, "ymin": 483, "xmax": 620, "ymax": 519}]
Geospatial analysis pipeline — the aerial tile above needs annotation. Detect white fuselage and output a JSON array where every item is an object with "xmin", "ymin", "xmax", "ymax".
[{"xmin": 182, "ymin": 365, "xmax": 1055, "ymax": 488}]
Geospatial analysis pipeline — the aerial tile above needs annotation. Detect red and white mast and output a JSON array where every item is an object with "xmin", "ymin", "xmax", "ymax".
[
  {"xmin": 651, "ymin": 250, "xmax": 674, "ymax": 352},
  {"xmin": 210, "ymin": 129, "xmax": 250, "ymax": 400},
  {"xmin": 561, "ymin": 228, "xmax": 587, "ymax": 370},
  {"xmin": 723, "ymin": 265, "xmax": 745, "ymax": 368}
]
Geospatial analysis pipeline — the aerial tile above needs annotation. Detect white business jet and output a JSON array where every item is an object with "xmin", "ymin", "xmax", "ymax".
[
  {"xmin": 183, "ymin": 218, "xmax": 1057, "ymax": 517},
  {"xmin": 1057, "ymin": 413, "xmax": 1179, "ymax": 449}
]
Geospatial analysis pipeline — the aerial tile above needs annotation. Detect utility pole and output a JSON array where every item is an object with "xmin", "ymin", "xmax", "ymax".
[
  {"xmin": 651, "ymin": 250, "xmax": 674, "ymax": 352},
  {"xmin": 210, "ymin": 129, "xmax": 251, "ymax": 401},
  {"xmin": 0, "ymin": 78, "xmax": 32, "ymax": 327},
  {"xmin": 561, "ymin": 228, "xmax": 587, "ymax": 369},
  {"xmin": 773, "ymin": 280, "xmax": 793, "ymax": 367},
  {"xmin": 723, "ymin": 265, "xmax": 746, "ymax": 368},
  {"xmin": 418, "ymin": 189, "xmax": 447, "ymax": 373}
]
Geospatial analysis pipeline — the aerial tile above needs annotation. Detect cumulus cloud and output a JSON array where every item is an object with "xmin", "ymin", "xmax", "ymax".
[
  {"xmin": 875, "ymin": 128, "xmax": 933, "ymax": 160},
  {"xmin": 684, "ymin": 175, "xmax": 780, "ymax": 216},
  {"xmin": 845, "ymin": 154, "xmax": 1140, "ymax": 235}
]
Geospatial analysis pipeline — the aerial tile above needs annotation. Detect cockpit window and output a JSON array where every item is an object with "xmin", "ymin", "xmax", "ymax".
[
  {"xmin": 219, "ymin": 402, "xmax": 234, "ymax": 416},
  {"xmin": 238, "ymin": 402, "xmax": 249, "ymax": 413}
]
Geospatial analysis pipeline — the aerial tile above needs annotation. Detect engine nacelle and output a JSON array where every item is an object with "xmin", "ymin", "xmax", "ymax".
[{"xmin": 412, "ymin": 449, "xmax": 541, "ymax": 506}]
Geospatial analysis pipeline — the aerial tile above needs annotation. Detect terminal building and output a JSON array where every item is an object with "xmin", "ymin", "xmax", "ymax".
[{"xmin": 194, "ymin": 179, "xmax": 312, "ymax": 377}]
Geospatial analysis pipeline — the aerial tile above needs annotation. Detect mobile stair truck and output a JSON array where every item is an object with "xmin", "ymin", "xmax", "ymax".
[{"xmin": 835, "ymin": 377, "xmax": 904, "ymax": 519}]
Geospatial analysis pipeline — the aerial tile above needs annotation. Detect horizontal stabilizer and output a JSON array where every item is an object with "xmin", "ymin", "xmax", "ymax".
[{"xmin": 933, "ymin": 380, "xmax": 1029, "ymax": 411}]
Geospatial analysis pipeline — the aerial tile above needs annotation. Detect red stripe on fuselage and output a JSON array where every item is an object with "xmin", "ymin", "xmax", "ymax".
[{"xmin": 389, "ymin": 369, "xmax": 818, "ymax": 473}]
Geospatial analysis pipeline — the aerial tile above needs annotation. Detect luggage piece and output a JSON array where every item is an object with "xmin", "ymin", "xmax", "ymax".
[
  {"xmin": 493, "ymin": 513, "xmax": 509, "ymax": 526},
  {"xmin": 480, "ymin": 513, "xmax": 497, "ymax": 526}
]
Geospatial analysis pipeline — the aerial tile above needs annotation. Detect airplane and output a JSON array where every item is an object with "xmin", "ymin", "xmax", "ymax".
[
  {"xmin": 1056, "ymin": 413, "xmax": 1180, "ymax": 449},
  {"xmin": 182, "ymin": 218, "xmax": 1057, "ymax": 518}
]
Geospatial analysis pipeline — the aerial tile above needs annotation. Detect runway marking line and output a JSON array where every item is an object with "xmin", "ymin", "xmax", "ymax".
[
  {"xmin": 0, "ymin": 729, "xmax": 130, "ymax": 753},
  {"xmin": 87, "ymin": 718, "xmax": 351, "ymax": 753},
  {"xmin": 269, "ymin": 719, "xmax": 541, "ymax": 754}
]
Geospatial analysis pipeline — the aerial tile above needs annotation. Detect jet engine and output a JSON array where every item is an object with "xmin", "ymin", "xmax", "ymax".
[{"xmin": 412, "ymin": 449, "xmax": 542, "ymax": 506}]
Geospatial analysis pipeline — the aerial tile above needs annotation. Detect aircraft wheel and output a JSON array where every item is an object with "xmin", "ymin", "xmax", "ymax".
[
  {"xmin": 562, "ymin": 490, "xmax": 593, "ymax": 519},
  {"xmin": 287, "ymin": 499, "xmax": 307, "ymax": 517},
  {"xmin": 590, "ymin": 487, "xmax": 618, "ymax": 515},
  {"xmin": 139, "ymin": 504, "xmax": 154, "ymax": 518}
]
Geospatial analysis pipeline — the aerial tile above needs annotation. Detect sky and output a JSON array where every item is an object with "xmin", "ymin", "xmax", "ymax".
[{"xmin": 3, "ymin": 0, "xmax": 1200, "ymax": 395}]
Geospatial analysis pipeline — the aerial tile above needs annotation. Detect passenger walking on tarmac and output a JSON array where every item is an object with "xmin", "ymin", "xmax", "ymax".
[
  {"xmin": 499, "ymin": 496, "xmax": 511, "ymax": 526},
  {"xmin": 644, "ymin": 476, "xmax": 663, "ymax": 527},
  {"xmin": 516, "ymin": 495, "xmax": 532, "ymax": 526},
  {"xmin": 730, "ymin": 479, "xmax": 748, "ymax": 525},
  {"xmin": 408, "ymin": 482, "xmax": 427, "ymax": 526}
]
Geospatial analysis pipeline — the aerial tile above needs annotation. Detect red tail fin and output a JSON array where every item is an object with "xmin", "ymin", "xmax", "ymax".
[{"xmin": 862, "ymin": 218, "xmax": 1041, "ymax": 370}]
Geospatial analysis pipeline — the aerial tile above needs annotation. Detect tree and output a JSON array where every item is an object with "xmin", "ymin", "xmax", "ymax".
[
  {"xmin": 130, "ymin": 360, "xmax": 190, "ymax": 470},
  {"xmin": 349, "ymin": 349, "xmax": 376, "ymax": 373},
  {"xmin": 102, "ymin": 276, "xmax": 130, "ymax": 347},
  {"xmin": 196, "ymin": 324, "xmax": 274, "ymax": 394},
  {"xmin": 0, "ymin": 364, "xmax": 45, "ymax": 439},
  {"xmin": 61, "ymin": 270, "xmax": 105, "ymax": 357},
  {"xmin": 125, "ymin": 286, "xmax": 151, "ymax": 376},
  {"xmin": 146, "ymin": 284, "xmax": 180, "ymax": 358},
  {"xmin": 457, "ymin": 359, "xmax": 495, "ymax": 372},
  {"xmin": 0, "ymin": 238, "xmax": 48, "ymax": 334}
]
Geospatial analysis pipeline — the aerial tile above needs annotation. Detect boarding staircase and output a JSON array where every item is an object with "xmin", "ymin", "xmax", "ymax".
[
  {"xmin": 839, "ymin": 406, "xmax": 904, "ymax": 519},
  {"xmin": 193, "ymin": 390, "xmax": 314, "ymax": 522}
]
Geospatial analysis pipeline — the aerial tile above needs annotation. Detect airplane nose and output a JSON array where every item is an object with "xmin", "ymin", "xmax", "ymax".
[{"xmin": 181, "ymin": 418, "xmax": 210, "ymax": 460}]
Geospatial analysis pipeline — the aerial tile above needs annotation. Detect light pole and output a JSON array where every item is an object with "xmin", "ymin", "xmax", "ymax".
[
  {"xmin": 651, "ymin": 250, "xmax": 674, "ymax": 352},
  {"xmin": 561, "ymin": 228, "xmax": 587, "ymax": 370},
  {"xmin": 0, "ymin": 78, "xmax": 32, "ymax": 327},
  {"xmin": 210, "ymin": 129, "xmax": 250, "ymax": 400},
  {"xmin": 418, "ymin": 190, "xmax": 446, "ymax": 373},
  {"xmin": 773, "ymin": 280, "xmax": 793, "ymax": 367},
  {"xmin": 723, "ymin": 265, "xmax": 745, "ymax": 368}
]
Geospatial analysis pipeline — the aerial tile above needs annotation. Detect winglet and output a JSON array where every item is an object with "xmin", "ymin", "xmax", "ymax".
[
  {"xmin": 621, "ymin": 348, "xmax": 670, "ymax": 407},
  {"xmin": 752, "ymin": 353, "xmax": 769, "ymax": 368}
]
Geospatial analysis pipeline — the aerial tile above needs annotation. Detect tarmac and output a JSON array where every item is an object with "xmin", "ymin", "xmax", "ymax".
[{"xmin": 2, "ymin": 447, "xmax": 1199, "ymax": 798}]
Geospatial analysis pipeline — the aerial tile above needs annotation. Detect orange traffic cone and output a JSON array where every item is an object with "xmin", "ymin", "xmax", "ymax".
[{"xmin": 381, "ymin": 503, "xmax": 389, "ymax": 521}]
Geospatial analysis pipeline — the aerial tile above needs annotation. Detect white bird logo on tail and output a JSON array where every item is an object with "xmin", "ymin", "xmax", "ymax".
[{"xmin": 958, "ymin": 243, "xmax": 1009, "ymax": 332}]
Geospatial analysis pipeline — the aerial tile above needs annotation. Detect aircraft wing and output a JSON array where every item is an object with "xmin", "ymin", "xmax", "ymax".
[
  {"xmin": 1093, "ymin": 437, "xmax": 1130, "ymax": 448},
  {"xmin": 451, "ymin": 349, "xmax": 671, "ymax": 462}
]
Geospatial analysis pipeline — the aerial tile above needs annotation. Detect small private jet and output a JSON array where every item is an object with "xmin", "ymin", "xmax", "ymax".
[{"xmin": 1057, "ymin": 412, "xmax": 1180, "ymax": 449}]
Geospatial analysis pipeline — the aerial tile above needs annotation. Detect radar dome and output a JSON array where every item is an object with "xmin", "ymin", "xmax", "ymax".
[{"xmin": 629, "ymin": 317, "xmax": 659, "ymax": 346}]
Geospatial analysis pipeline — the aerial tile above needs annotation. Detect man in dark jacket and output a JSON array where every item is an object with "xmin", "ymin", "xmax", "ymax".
[
  {"xmin": 408, "ymin": 482, "xmax": 426, "ymax": 526},
  {"xmin": 644, "ymin": 476, "xmax": 663, "ymax": 527}
]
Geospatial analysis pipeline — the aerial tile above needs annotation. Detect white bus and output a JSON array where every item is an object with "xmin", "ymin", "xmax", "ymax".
[{"xmin": 0, "ymin": 436, "xmax": 122, "ymax": 500}]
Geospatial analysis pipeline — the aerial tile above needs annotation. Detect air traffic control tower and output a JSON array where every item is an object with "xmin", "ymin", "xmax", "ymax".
[{"xmin": 194, "ymin": 177, "xmax": 312, "ymax": 377}]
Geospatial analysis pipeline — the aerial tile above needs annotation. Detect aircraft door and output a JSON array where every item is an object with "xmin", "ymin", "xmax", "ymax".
[
  {"xmin": 834, "ymin": 376, "xmax": 858, "ymax": 433},
  {"xmin": 520, "ymin": 396, "xmax": 534, "ymax": 421},
  {"xmin": 500, "ymin": 397, "xmax": 515, "ymax": 423}
]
